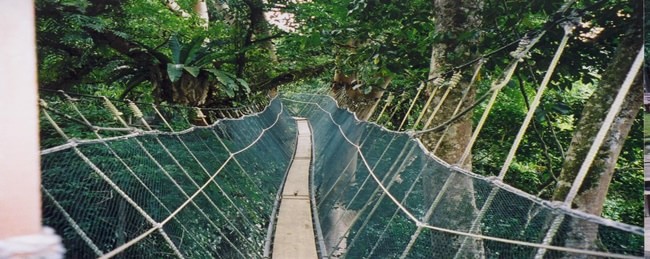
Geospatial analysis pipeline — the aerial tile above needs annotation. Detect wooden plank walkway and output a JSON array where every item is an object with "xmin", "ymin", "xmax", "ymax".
[{"xmin": 272, "ymin": 118, "xmax": 318, "ymax": 259}]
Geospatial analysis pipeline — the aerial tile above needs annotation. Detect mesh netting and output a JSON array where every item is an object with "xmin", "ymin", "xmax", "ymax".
[
  {"xmin": 282, "ymin": 92, "xmax": 643, "ymax": 259},
  {"xmin": 39, "ymin": 91, "xmax": 643, "ymax": 258},
  {"xmin": 40, "ymin": 97, "xmax": 296, "ymax": 258}
]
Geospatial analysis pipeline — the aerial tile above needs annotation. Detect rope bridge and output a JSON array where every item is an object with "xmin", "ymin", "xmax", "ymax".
[{"xmin": 33, "ymin": 86, "xmax": 643, "ymax": 258}]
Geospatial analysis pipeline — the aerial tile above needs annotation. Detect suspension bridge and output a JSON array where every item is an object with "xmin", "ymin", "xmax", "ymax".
[
  {"xmin": 20, "ymin": 83, "xmax": 643, "ymax": 258},
  {"xmin": 0, "ymin": 1, "xmax": 646, "ymax": 258}
]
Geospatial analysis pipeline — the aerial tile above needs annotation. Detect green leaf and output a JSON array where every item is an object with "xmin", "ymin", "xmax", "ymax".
[
  {"xmin": 551, "ymin": 102, "xmax": 571, "ymax": 115},
  {"xmin": 206, "ymin": 68, "xmax": 238, "ymax": 97},
  {"xmin": 167, "ymin": 63, "xmax": 184, "ymax": 82},
  {"xmin": 362, "ymin": 85, "xmax": 372, "ymax": 95},
  {"xmin": 181, "ymin": 36, "xmax": 206, "ymax": 65},
  {"xmin": 236, "ymin": 78, "xmax": 251, "ymax": 93},
  {"xmin": 169, "ymin": 35, "xmax": 181, "ymax": 64},
  {"xmin": 206, "ymin": 68, "xmax": 235, "ymax": 85},
  {"xmin": 224, "ymin": 86, "xmax": 235, "ymax": 98},
  {"xmin": 183, "ymin": 66, "xmax": 200, "ymax": 77}
]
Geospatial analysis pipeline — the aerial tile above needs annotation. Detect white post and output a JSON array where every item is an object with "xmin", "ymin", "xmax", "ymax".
[{"xmin": 0, "ymin": 1, "xmax": 64, "ymax": 257}]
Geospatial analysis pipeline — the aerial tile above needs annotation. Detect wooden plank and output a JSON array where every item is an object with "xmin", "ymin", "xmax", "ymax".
[
  {"xmin": 282, "ymin": 159, "xmax": 311, "ymax": 197},
  {"xmin": 295, "ymin": 137, "xmax": 312, "ymax": 159},
  {"xmin": 295, "ymin": 118, "xmax": 312, "ymax": 136},
  {"xmin": 272, "ymin": 119, "xmax": 317, "ymax": 259}
]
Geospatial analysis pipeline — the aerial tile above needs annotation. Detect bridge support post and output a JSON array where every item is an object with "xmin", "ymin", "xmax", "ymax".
[{"xmin": 0, "ymin": 1, "xmax": 64, "ymax": 257}]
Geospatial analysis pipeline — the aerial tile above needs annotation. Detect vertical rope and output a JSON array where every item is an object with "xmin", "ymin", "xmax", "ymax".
[
  {"xmin": 412, "ymin": 77, "xmax": 444, "ymax": 129},
  {"xmin": 497, "ymin": 25, "xmax": 573, "ymax": 179},
  {"xmin": 398, "ymin": 172, "xmax": 459, "ymax": 259},
  {"xmin": 431, "ymin": 60, "xmax": 484, "ymax": 153},
  {"xmin": 452, "ymin": 27, "xmax": 575, "ymax": 258},
  {"xmin": 96, "ymin": 98, "xmax": 258, "ymax": 257},
  {"xmin": 135, "ymin": 107, "xmax": 263, "ymax": 254},
  {"xmin": 342, "ymin": 146, "xmax": 419, "ymax": 257},
  {"xmin": 397, "ymin": 83, "xmax": 426, "ymax": 130},
  {"xmin": 563, "ymin": 47, "xmax": 643, "ymax": 205},
  {"xmin": 373, "ymin": 93, "xmax": 394, "ymax": 122},
  {"xmin": 532, "ymin": 46, "xmax": 644, "ymax": 259},
  {"xmin": 41, "ymin": 187, "xmax": 104, "ymax": 256},
  {"xmin": 457, "ymin": 31, "xmax": 546, "ymax": 166},
  {"xmin": 387, "ymin": 92, "xmax": 407, "ymax": 124},
  {"xmin": 422, "ymin": 72, "xmax": 462, "ymax": 129}
]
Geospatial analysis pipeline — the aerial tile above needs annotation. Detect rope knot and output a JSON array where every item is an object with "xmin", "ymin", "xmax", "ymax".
[
  {"xmin": 39, "ymin": 99, "xmax": 48, "ymax": 108},
  {"xmin": 448, "ymin": 72, "xmax": 462, "ymax": 88},
  {"xmin": 560, "ymin": 12, "xmax": 581, "ymax": 35},
  {"xmin": 432, "ymin": 77, "xmax": 444, "ymax": 87},
  {"xmin": 128, "ymin": 101, "xmax": 144, "ymax": 118},
  {"xmin": 102, "ymin": 97, "xmax": 123, "ymax": 117},
  {"xmin": 510, "ymin": 36, "xmax": 532, "ymax": 61},
  {"xmin": 195, "ymin": 108, "xmax": 207, "ymax": 119}
]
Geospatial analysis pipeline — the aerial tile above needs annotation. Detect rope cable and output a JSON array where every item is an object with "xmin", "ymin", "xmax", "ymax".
[
  {"xmin": 372, "ymin": 92, "xmax": 393, "ymax": 122},
  {"xmin": 563, "ymin": 47, "xmax": 644, "ymax": 205},
  {"xmin": 497, "ymin": 23, "xmax": 575, "ymax": 179},
  {"xmin": 432, "ymin": 60, "xmax": 485, "ymax": 153},
  {"xmin": 397, "ymin": 83, "xmax": 427, "ymax": 130},
  {"xmin": 422, "ymin": 72, "xmax": 461, "ymax": 129},
  {"xmin": 412, "ymin": 78, "xmax": 444, "ymax": 129},
  {"xmin": 456, "ymin": 30, "xmax": 546, "ymax": 166}
]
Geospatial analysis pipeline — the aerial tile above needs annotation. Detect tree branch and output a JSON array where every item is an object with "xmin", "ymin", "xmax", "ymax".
[{"xmin": 252, "ymin": 63, "xmax": 331, "ymax": 91}]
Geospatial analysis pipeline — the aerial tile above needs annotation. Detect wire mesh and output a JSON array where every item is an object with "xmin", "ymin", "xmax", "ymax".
[
  {"xmin": 39, "ymin": 90, "xmax": 642, "ymax": 258},
  {"xmin": 40, "ymin": 97, "xmax": 297, "ymax": 258}
]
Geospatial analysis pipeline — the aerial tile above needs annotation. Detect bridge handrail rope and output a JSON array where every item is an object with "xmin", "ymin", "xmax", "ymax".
[
  {"xmin": 101, "ymin": 100, "xmax": 286, "ymax": 258},
  {"xmin": 322, "ymin": 129, "xmax": 416, "ymax": 256},
  {"xmin": 39, "ymin": 88, "xmax": 266, "ymax": 118},
  {"xmin": 282, "ymin": 4, "xmax": 639, "ymax": 256},
  {"xmin": 119, "ymin": 98, "xmax": 269, "ymax": 253}
]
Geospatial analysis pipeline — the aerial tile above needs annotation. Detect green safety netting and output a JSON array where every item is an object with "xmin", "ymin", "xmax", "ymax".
[
  {"xmin": 281, "ymin": 92, "xmax": 643, "ymax": 259},
  {"xmin": 40, "ymin": 96, "xmax": 296, "ymax": 258},
  {"xmin": 38, "ymin": 92, "xmax": 643, "ymax": 258}
]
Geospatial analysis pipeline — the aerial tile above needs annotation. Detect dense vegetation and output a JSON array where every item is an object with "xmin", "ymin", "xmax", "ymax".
[{"xmin": 37, "ymin": 0, "xmax": 642, "ymax": 231}]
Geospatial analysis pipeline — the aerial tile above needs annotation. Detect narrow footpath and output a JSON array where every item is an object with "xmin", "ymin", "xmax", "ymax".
[{"xmin": 272, "ymin": 118, "xmax": 318, "ymax": 258}]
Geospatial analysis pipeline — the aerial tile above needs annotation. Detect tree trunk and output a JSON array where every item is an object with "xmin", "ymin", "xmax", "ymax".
[
  {"xmin": 333, "ymin": 74, "xmax": 391, "ymax": 121},
  {"xmin": 211, "ymin": 1, "xmax": 235, "ymax": 25},
  {"xmin": 193, "ymin": 0, "xmax": 209, "ymax": 28},
  {"xmin": 418, "ymin": 0, "xmax": 484, "ymax": 257},
  {"xmin": 551, "ymin": 20, "xmax": 642, "ymax": 255},
  {"xmin": 237, "ymin": 0, "xmax": 278, "ymax": 77},
  {"xmin": 172, "ymin": 73, "xmax": 211, "ymax": 106},
  {"xmin": 165, "ymin": 0, "xmax": 190, "ymax": 17}
]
